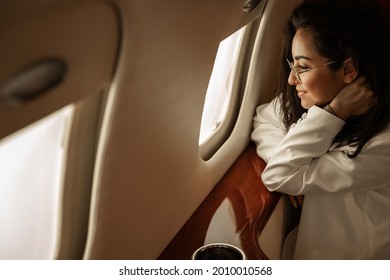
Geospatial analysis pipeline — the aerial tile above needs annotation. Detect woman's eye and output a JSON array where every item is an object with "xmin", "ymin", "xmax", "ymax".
[{"xmin": 296, "ymin": 65, "xmax": 310, "ymax": 72}]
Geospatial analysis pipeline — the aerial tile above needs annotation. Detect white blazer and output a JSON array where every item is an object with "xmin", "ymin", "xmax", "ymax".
[{"xmin": 251, "ymin": 97, "xmax": 390, "ymax": 259}]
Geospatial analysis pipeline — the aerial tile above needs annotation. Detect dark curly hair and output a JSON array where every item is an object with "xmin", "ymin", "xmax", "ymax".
[{"xmin": 276, "ymin": 0, "xmax": 390, "ymax": 157}]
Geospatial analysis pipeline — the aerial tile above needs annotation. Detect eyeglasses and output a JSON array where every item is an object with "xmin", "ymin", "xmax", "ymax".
[{"xmin": 286, "ymin": 58, "xmax": 337, "ymax": 83}]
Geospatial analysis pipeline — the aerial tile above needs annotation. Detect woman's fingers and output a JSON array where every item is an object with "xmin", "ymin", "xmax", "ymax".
[{"xmin": 330, "ymin": 76, "xmax": 376, "ymax": 120}]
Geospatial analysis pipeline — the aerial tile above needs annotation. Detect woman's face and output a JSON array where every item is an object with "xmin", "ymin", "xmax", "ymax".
[{"xmin": 289, "ymin": 28, "xmax": 346, "ymax": 109}]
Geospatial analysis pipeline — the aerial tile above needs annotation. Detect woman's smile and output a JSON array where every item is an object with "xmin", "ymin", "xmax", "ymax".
[{"xmin": 296, "ymin": 88, "xmax": 308, "ymax": 98}]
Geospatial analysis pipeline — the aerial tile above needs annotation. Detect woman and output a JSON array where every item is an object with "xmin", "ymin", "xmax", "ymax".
[{"xmin": 251, "ymin": 0, "xmax": 390, "ymax": 259}]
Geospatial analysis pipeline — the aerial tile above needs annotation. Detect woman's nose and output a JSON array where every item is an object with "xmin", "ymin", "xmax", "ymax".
[{"xmin": 288, "ymin": 70, "xmax": 299, "ymax": 85}]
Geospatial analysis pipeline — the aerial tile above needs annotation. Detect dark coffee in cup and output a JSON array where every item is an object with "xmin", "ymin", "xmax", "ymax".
[{"xmin": 192, "ymin": 243, "xmax": 245, "ymax": 260}]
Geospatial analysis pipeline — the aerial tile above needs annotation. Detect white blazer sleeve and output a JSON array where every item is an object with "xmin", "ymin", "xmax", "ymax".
[
  {"xmin": 251, "ymin": 98, "xmax": 286, "ymax": 163},
  {"xmin": 261, "ymin": 105, "xmax": 390, "ymax": 195}
]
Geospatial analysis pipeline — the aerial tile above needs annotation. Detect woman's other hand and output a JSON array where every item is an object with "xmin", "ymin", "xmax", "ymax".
[{"xmin": 288, "ymin": 195, "xmax": 304, "ymax": 208}]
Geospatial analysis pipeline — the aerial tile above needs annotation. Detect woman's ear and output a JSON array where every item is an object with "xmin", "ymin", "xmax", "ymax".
[{"xmin": 342, "ymin": 58, "xmax": 358, "ymax": 84}]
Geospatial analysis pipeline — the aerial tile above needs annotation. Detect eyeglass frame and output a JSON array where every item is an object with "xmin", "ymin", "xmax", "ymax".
[{"xmin": 286, "ymin": 58, "xmax": 337, "ymax": 83}]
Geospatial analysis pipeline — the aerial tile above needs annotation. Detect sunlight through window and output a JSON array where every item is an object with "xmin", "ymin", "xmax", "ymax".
[
  {"xmin": 0, "ymin": 105, "xmax": 74, "ymax": 259},
  {"xmin": 199, "ymin": 27, "xmax": 246, "ymax": 144}
]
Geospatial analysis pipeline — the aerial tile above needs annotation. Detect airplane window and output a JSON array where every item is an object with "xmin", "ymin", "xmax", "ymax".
[
  {"xmin": 0, "ymin": 105, "xmax": 74, "ymax": 259},
  {"xmin": 199, "ymin": 27, "xmax": 246, "ymax": 145}
]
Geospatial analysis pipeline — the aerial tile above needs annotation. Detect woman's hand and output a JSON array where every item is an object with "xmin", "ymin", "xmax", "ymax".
[
  {"xmin": 329, "ymin": 76, "xmax": 377, "ymax": 120},
  {"xmin": 288, "ymin": 195, "xmax": 304, "ymax": 208}
]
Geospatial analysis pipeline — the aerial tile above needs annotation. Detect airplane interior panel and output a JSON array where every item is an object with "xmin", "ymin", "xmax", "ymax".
[{"xmin": 1, "ymin": 0, "xmax": 389, "ymax": 261}]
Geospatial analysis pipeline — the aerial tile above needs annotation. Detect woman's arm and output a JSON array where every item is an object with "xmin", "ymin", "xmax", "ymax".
[
  {"xmin": 261, "ymin": 76, "xmax": 385, "ymax": 195},
  {"xmin": 262, "ymin": 105, "xmax": 390, "ymax": 195},
  {"xmin": 251, "ymin": 97, "xmax": 287, "ymax": 163}
]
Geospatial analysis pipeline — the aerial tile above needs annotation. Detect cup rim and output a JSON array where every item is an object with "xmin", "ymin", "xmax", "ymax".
[{"xmin": 192, "ymin": 242, "xmax": 246, "ymax": 260}]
